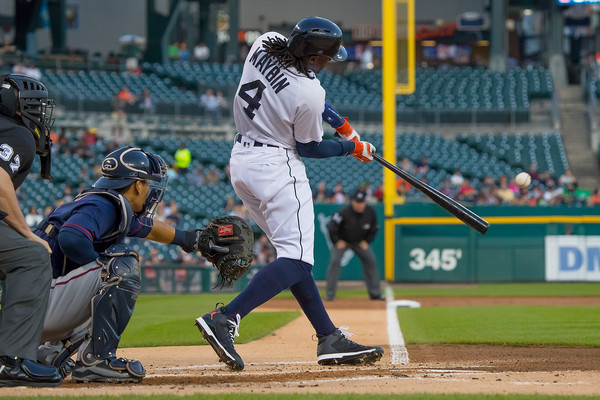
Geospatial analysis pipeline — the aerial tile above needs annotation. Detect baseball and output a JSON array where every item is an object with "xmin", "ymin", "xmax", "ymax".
[{"xmin": 515, "ymin": 172, "xmax": 531, "ymax": 188}]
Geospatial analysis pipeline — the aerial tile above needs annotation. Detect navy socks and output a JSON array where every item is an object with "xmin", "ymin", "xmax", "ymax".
[{"xmin": 223, "ymin": 257, "xmax": 336, "ymax": 336}]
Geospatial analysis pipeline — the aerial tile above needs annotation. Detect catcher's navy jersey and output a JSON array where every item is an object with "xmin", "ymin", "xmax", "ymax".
[{"xmin": 36, "ymin": 193, "xmax": 153, "ymax": 277}]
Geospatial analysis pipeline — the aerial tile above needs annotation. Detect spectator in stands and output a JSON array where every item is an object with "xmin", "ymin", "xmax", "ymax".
[
  {"xmin": 439, "ymin": 178, "xmax": 455, "ymax": 198},
  {"xmin": 373, "ymin": 184, "xmax": 384, "ymax": 202},
  {"xmin": 106, "ymin": 52, "xmax": 119, "ymax": 66},
  {"xmin": 188, "ymin": 164, "xmax": 205, "ymax": 186},
  {"xmin": 396, "ymin": 177, "xmax": 411, "ymax": 198},
  {"xmin": 111, "ymin": 86, "xmax": 135, "ymax": 140},
  {"xmin": 527, "ymin": 164, "xmax": 540, "ymax": 183},
  {"xmin": 25, "ymin": 63, "xmax": 41, "ymax": 80},
  {"xmin": 416, "ymin": 156, "xmax": 430, "ymax": 174},
  {"xmin": 216, "ymin": 91, "xmax": 227, "ymax": 117},
  {"xmin": 168, "ymin": 42, "xmax": 180, "ymax": 60},
  {"xmin": 25, "ymin": 206, "xmax": 44, "ymax": 229},
  {"xmin": 178, "ymin": 43, "xmax": 190, "ymax": 62},
  {"xmin": 399, "ymin": 157, "xmax": 414, "ymax": 173},
  {"xmin": 253, "ymin": 234, "xmax": 276, "ymax": 266},
  {"xmin": 239, "ymin": 44, "xmax": 250, "ymax": 62},
  {"xmin": 527, "ymin": 185, "xmax": 544, "ymax": 206},
  {"xmin": 224, "ymin": 195, "xmax": 237, "ymax": 214},
  {"xmin": 497, "ymin": 176, "xmax": 515, "ymax": 204},
  {"xmin": 588, "ymin": 188, "xmax": 600, "ymax": 206},
  {"xmin": 174, "ymin": 143, "xmax": 192, "ymax": 175},
  {"xmin": 313, "ymin": 181, "xmax": 332, "ymax": 202},
  {"xmin": 193, "ymin": 42, "xmax": 210, "ymax": 62},
  {"xmin": 558, "ymin": 169, "xmax": 577, "ymax": 188},
  {"xmin": 360, "ymin": 44, "xmax": 374, "ymax": 70},
  {"xmin": 329, "ymin": 183, "xmax": 347, "ymax": 204},
  {"xmin": 222, "ymin": 164, "xmax": 231, "ymax": 184},
  {"xmin": 60, "ymin": 185, "xmax": 74, "ymax": 203},
  {"xmin": 200, "ymin": 89, "xmax": 222, "ymax": 124},
  {"xmin": 139, "ymin": 88, "xmax": 155, "ymax": 115},
  {"xmin": 457, "ymin": 178, "xmax": 476, "ymax": 203},
  {"xmin": 542, "ymin": 179, "xmax": 563, "ymax": 205},
  {"xmin": 450, "ymin": 169, "xmax": 464, "ymax": 187},
  {"xmin": 43, "ymin": 206, "xmax": 53, "ymax": 217},
  {"xmin": 203, "ymin": 166, "xmax": 221, "ymax": 185},
  {"xmin": 164, "ymin": 200, "xmax": 181, "ymax": 226},
  {"xmin": 11, "ymin": 61, "xmax": 26, "ymax": 75}
]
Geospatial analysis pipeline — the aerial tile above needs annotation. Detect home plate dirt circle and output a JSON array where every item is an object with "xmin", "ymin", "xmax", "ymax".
[{"xmin": 2, "ymin": 295, "xmax": 599, "ymax": 397}]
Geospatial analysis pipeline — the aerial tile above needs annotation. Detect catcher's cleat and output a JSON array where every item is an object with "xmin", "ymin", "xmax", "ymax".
[
  {"xmin": 71, "ymin": 358, "xmax": 145, "ymax": 383},
  {"xmin": 195, "ymin": 307, "xmax": 244, "ymax": 371},
  {"xmin": 316, "ymin": 329, "xmax": 384, "ymax": 365}
]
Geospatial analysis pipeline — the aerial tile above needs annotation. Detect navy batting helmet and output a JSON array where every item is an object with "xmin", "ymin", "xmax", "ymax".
[
  {"xmin": 0, "ymin": 74, "xmax": 55, "ymax": 157},
  {"xmin": 94, "ymin": 146, "xmax": 168, "ymax": 216},
  {"xmin": 288, "ymin": 17, "xmax": 347, "ymax": 61}
]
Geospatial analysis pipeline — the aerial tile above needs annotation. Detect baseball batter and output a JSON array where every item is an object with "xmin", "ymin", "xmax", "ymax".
[{"xmin": 195, "ymin": 16, "xmax": 384, "ymax": 371}]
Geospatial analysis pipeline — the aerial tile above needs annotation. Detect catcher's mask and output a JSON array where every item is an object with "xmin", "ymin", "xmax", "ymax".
[
  {"xmin": 287, "ymin": 17, "xmax": 347, "ymax": 61},
  {"xmin": 0, "ymin": 74, "xmax": 56, "ymax": 179},
  {"xmin": 93, "ymin": 146, "xmax": 168, "ymax": 217}
]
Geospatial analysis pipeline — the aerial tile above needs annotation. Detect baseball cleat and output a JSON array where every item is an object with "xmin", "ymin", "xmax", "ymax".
[
  {"xmin": 71, "ymin": 358, "xmax": 145, "ymax": 383},
  {"xmin": 316, "ymin": 329, "xmax": 384, "ymax": 365},
  {"xmin": 0, "ymin": 356, "xmax": 63, "ymax": 387},
  {"xmin": 195, "ymin": 307, "xmax": 244, "ymax": 371}
]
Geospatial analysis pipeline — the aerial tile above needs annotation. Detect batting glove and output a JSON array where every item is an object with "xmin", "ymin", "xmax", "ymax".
[
  {"xmin": 335, "ymin": 117, "xmax": 361, "ymax": 142},
  {"xmin": 351, "ymin": 141, "xmax": 376, "ymax": 162}
]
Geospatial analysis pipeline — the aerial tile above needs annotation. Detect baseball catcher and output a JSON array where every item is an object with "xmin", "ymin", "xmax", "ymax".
[{"xmin": 34, "ymin": 146, "xmax": 254, "ymax": 383}]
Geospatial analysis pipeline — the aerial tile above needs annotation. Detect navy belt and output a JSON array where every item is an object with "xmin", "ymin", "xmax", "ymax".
[{"xmin": 235, "ymin": 135, "xmax": 278, "ymax": 148}]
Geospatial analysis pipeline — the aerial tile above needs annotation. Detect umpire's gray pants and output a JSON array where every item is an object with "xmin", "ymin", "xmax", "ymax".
[
  {"xmin": 0, "ymin": 221, "xmax": 52, "ymax": 360},
  {"xmin": 325, "ymin": 243, "xmax": 382, "ymax": 300},
  {"xmin": 41, "ymin": 261, "xmax": 103, "ymax": 343}
]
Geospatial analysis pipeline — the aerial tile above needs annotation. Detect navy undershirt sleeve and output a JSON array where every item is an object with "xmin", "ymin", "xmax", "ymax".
[
  {"xmin": 57, "ymin": 230, "xmax": 99, "ymax": 265},
  {"xmin": 296, "ymin": 140, "xmax": 355, "ymax": 159}
]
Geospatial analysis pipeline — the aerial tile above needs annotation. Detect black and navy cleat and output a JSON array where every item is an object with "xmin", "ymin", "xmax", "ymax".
[
  {"xmin": 316, "ymin": 329, "xmax": 384, "ymax": 365},
  {"xmin": 195, "ymin": 307, "xmax": 244, "ymax": 371}
]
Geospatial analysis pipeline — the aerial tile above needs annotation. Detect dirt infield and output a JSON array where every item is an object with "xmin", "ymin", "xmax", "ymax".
[{"xmin": 3, "ymin": 294, "xmax": 600, "ymax": 397}]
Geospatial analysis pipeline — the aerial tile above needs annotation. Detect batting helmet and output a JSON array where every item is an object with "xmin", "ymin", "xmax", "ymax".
[
  {"xmin": 94, "ymin": 146, "xmax": 168, "ymax": 216},
  {"xmin": 288, "ymin": 17, "xmax": 347, "ymax": 61},
  {"xmin": 0, "ymin": 74, "xmax": 55, "ymax": 157}
]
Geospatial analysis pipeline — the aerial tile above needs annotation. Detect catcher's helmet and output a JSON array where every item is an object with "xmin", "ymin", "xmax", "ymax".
[
  {"xmin": 94, "ymin": 146, "xmax": 168, "ymax": 217},
  {"xmin": 288, "ymin": 17, "xmax": 347, "ymax": 61},
  {"xmin": 0, "ymin": 74, "xmax": 55, "ymax": 157}
]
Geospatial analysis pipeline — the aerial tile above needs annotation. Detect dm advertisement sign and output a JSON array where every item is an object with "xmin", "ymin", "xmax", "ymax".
[{"xmin": 545, "ymin": 236, "xmax": 600, "ymax": 281}]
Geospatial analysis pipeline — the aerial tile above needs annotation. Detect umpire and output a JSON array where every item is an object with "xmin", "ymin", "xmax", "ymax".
[
  {"xmin": 0, "ymin": 74, "xmax": 62, "ymax": 386},
  {"xmin": 325, "ymin": 190, "xmax": 383, "ymax": 301}
]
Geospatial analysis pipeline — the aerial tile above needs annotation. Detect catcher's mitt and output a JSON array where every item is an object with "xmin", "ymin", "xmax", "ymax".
[{"xmin": 197, "ymin": 215, "xmax": 254, "ymax": 286}]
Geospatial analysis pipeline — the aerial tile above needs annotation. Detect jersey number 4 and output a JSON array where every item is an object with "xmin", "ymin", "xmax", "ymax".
[{"xmin": 238, "ymin": 80, "xmax": 266, "ymax": 120}]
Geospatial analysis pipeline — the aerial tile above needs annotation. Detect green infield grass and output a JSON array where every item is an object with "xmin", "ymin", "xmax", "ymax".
[
  {"xmin": 121, "ymin": 293, "xmax": 300, "ymax": 348},
  {"xmin": 7, "ymin": 393, "xmax": 600, "ymax": 400},
  {"xmin": 398, "ymin": 305, "xmax": 600, "ymax": 346}
]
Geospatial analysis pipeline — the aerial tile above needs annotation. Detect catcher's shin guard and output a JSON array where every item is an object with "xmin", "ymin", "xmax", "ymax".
[{"xmin": 76, "ymin": 245, "xmax": 145, "ymax": 382}]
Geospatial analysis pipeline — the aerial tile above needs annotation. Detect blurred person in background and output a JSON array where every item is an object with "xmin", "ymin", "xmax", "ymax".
[{"xmin": 325, "ymin": 191, "xmax": 382, "ymax": 301}]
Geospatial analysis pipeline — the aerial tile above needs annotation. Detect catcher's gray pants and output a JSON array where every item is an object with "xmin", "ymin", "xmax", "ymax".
[
  {"xmin": 0, "ymin": 221, "xmax": 52, "ymax": 360},
  {"xmin": 41, "ymin": 261, "xmax": 103, "ymax": 343},
  {"xmin": 325, "ymin": 244, "xmax": 381, "ymax": 301}
]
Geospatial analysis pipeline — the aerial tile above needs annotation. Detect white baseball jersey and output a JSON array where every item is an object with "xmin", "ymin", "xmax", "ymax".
[
  {"xmin": 230, "ymin": 32, "xmax": 329, "ymax": 265},
  {"xmin": 233, "ymin": 32, "xmax": 326, "ymax": 148}
]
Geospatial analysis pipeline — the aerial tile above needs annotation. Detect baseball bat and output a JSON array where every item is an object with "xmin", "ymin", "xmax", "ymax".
[{"xmin": 373, "ymin": 152, "xmax": 490, "ymax": 234}]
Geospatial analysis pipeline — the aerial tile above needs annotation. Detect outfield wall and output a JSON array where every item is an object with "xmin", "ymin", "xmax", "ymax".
[
  {"xmin": 313, "ymin": 203, "xmax": 600, "ymax": 283},
  {"xmin": 139, "ymin": 204, "xmax": 600, "ymax": 293}
]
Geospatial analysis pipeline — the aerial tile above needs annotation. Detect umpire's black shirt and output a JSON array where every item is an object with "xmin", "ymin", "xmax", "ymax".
[
  {"xmin": 0, "ymin": 114, "xmax": 36, "ymax": 220},
  {"xmin": 328, "ymin": 204, "xmax": 378, "ymax": 245}
]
